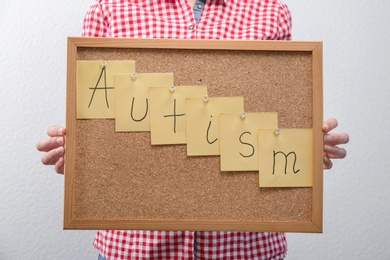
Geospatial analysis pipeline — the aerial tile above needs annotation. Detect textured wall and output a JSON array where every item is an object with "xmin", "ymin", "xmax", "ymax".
[
  {"xmin": 0, "ymin": 1, "xmax": 97, "ymax": 259},
  {"xmin": 284, "ymin": 0, "xmax": 390, "ymax": 259},
  {"xmin": 0, "ymin": 0, "xmax": 389, "ymax": 259}
]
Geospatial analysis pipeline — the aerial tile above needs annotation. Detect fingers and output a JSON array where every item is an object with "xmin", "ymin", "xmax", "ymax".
[
  {"xmin": 36, "ymin": 126, "xmax": 66, "ymax": 152},
  {"xmin": 324, "ymin": 144, "xmax": 347, "ymax": 159},
  {"xmin": 40, "ymin": 146, "xmax": 65, "ymax": 166},
  {"xmin": 322, "ymin": 118, "xmax": 338, "ymax": 133},
  {"xmin": 324, "ymin": 132, "xmax": 350, "ymax": 146},
  {"xmin": 54, "ymin": 157, "xmax": 65, "ymax": 174},
  {"xmin": 36, "ymin": 136, "xmax": 64, "ymax": 152},
  {"xmin": 322, "ymin": 118, "xmax": 349, "ymax": 170},
  {"xmin": 36, "ymin": 126, "xmax": 66, "ymax": 175},
  {"xmin": 47, "ymin": 126, "xmax": 66, "ymax": 137},
  {"xmin": 322, "ymin": 121, "xmax": 349, "ymax": 159},
  {"xmin": 323, "ymin": 155, "xmax": 333, "ymax": 170}
]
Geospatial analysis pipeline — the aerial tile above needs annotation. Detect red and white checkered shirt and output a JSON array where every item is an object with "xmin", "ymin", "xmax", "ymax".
[
  {"xmin": 84, "ymin": 0, "xmax": 291, "ymax": 259},
  {"xmin": 82, "ymin": 0, "xmax": 291, "ymax": 40},
  {"xmin": 94, "ymin": 230, "xmax": 287, "ymax": 259}
]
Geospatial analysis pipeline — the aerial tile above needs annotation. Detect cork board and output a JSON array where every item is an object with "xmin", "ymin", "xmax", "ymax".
[{"xmin": 64, "ymin": 37, "xmax": 323, "ymax": 232}]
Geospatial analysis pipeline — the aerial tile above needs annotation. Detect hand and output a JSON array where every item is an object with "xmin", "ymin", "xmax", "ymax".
[
  {"xmin": 322, "ymin": 118, "xmax": 349, "ymax": 170},
  {"xmin": 36, "ymin": 126, "xmax": 66, "ymax": 174}
]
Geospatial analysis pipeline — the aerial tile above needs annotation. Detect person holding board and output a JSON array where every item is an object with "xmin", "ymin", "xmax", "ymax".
[{"xmin": 36, "ymin": 0, "xmax": 349, "ymax": 259}]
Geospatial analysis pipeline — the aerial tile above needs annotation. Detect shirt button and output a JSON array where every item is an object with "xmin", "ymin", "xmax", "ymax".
[
  {"xmin": 197, "ymin": 4, "xmax": 203, "ymax": 9},
  {"xmin": 188, "ymin": 24, "xmax": 195, "ymax": 30}
]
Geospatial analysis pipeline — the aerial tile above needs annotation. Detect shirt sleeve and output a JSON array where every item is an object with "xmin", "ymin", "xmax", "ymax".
[
  {"xmin": 81, "ymin": 1, "xmax": 109, "ymax": 37},
  {"xmin": 277, "ymin": 2, "xmax": 292, "ymax": 40}
]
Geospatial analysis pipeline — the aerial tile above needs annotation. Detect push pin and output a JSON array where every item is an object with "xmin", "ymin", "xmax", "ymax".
[
  {"xmin": 240, "ymin": 111, "xmax": 246, "ymax": 119},
  {"xmin": 169, "ymin": 85, "xmax": 176, "ymax": 93},
  {"xmin": 274, "ymin": 128, "xmax": 280, "ymax": 136},
  {"xmin": 101, "ymin": 61, "xmax": 107, "ymax": 68},
  {"xmin": 131, "ymin": 73, "xmax": 138, "ymax": 80},
  {"xmin": 203, "ymin": 95, "xmax": 209, "ymax": 103}
]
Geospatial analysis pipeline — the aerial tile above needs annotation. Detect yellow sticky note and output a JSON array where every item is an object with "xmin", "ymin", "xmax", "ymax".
[
  {"xmin": 77, "ymin": 60, "xmax": 136, "ymax": 119},
  {"xmin": 258, "ymin": 128, "xmax": 313, "ymax": 188},
  {"xmin": 219, "ymin": 112, "xmax": 278, "ymax": 171},
  {"xmin": 149, "ymin": 85, "xmax": 208, "ymax": 145},
  {"xmin": 186, "ymin": 97, "xmax": 244, "ymax": 156},
  {"xmin": 115, "ymin": 73, "xmax": 174, "ymax": 132}
]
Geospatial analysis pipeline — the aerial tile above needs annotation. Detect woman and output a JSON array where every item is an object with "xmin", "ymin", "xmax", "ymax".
[{"xmin": 37, "ymin": 1, "xmax": 349, "ymax": 259}]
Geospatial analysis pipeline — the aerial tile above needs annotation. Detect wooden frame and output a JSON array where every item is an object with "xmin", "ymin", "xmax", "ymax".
[{"xmin": 64, "ymin": 37, "xmax": 323, "ymax": 232}]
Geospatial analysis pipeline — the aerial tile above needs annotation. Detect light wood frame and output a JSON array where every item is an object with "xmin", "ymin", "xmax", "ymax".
[{"xmin": 64, "ymin": 37, "xmax": 323, "ymax": 232}]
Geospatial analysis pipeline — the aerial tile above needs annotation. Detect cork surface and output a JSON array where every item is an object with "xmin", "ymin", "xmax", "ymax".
[{"xmin": 72, "ymin": 47, "xmax": 313, "ymax": 223}]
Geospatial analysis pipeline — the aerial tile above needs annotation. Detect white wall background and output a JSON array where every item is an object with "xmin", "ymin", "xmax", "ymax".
[{"xmin": 0, "ymin": 0, "xmax": 388, "ymax": 259}]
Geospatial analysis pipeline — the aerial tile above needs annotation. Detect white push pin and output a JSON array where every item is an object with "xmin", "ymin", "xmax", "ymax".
[
  {"xmin": 274, "ymin": 128, "xmax": 280, "ymax": 136},
  {"xmin": 203, "ymin": 95, "xmax": 209, "ymax": 103},
  {"xmin": 169, "ymin": 85, "xmax": 176, "ymax": 93},
  {"xmin": 131, "ymin": 73, "xmax": 138, "ymax": 80},
  {"xmin": 240, "ymin": 111, "xmax": 246, "ymax": 119},
  {"xmin": 101, "ymin": 61, "xmax": 107, "ymax": 68}
]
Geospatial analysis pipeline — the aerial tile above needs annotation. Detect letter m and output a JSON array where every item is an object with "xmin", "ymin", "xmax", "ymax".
[{"xmin": 272, "ymin": 150, "xmax": 300, "ymax": 175}]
